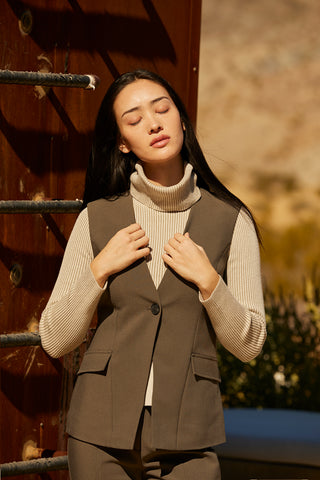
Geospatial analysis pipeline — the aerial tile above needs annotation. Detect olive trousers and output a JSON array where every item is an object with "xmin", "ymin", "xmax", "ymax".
[{"xmin": 68, "ymin": 407, "xmax": 221, "ymax": 480}]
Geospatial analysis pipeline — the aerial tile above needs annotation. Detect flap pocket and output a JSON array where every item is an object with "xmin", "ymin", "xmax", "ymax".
[
  {"xmin": 77, "ymin": 350, "xmax": 112, "ymax": 375},
  {"xmin": 191, "ymin": 353, "xmax": 221, "ymax": 382}
]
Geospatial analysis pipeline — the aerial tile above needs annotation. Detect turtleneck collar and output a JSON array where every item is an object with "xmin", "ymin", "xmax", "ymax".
[{"xmin": 130, "ymin": 162, "xmax": 201, "ymax": 212}]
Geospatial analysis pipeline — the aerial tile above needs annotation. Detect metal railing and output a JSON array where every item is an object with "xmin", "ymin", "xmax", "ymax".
[
  {"xmin": 0, "ymin": 200, "xmax": 82, "ymax": 214},
  {"xmin": 0, "ymin": 332, "xmax": 41, "ymax": 348},
  {"xmin": 0, "ymin": 69, "xmax": 100, "ymax": 90},
  {"xmin": 0, "ymin": 456, "xmax": 68, "ymax": 477}
]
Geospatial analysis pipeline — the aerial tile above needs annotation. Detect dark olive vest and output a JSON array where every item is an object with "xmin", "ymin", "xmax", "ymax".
[{"xmin": 67, "ymin": 189, "xmax": 239, "ymax": 450}]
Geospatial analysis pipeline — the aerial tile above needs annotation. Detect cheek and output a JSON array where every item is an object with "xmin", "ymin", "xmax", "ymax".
[
  {"xmin": 118, "ymin": 127, "xmax": 134, "ymax": 149},
  {"xmin": 120, "ymin": 130, "xmax": 145, "ymax": 154},
  {"xmin": 172, "ymin": 114, "xmax": 184, "ymax": 137},
  {"xmin": 175, "ymin": 123, "xmax": 185, "ymax": 146}
]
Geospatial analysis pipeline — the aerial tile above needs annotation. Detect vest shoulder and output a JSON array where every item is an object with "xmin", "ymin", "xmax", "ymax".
[
  {"xmin": 199, "ymin": 188, "xmax": 241, "ymax": 215},
  {"xmin": 87, "ymin": 194, "xmax": 135, "ymax": 234},
  {"xmin": 87, "ymin": 194, "xmax": 131, "ymax": 213}
]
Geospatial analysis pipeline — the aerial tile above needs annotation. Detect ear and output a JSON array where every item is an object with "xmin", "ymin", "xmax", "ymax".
[
  {"xmin": 118, "ymin": 137, "xmax": 131, "ymax": 154},
  {"xmin": 182, "ymin": 121, "xmax": 186, "ymax": 131}
]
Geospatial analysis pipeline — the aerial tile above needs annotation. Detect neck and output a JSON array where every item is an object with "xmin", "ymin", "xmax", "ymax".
[{"xmin": 142, "ymin": 156, "xmax": 184, "ymax": 187}]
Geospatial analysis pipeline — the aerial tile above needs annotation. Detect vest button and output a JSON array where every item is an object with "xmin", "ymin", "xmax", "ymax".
[{"xmin": 151, "ymin": 303, "xmax": 160, "ymax": 315}]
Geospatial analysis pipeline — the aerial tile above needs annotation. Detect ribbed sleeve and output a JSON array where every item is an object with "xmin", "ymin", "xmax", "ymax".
[
  {"xmin": 39, "ymin": 209, "xmax": 106, "ymax": 358},
  {"xmin": 200, "ymin": 209, "xmax": 266, "ymax": 362}
]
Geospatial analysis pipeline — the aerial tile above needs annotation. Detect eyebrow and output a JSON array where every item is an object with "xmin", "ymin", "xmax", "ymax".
[{"xmin": 121, "ymin": 96, "xmax": 170, "ymax": 118}]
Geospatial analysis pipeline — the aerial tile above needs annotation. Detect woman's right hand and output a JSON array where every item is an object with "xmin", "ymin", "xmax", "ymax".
[{"xmin": 90, "ymin": 223, "xmax": 150, "ymax": 287}]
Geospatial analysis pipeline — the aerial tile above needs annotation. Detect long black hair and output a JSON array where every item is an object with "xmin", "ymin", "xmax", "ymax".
[{"xmin": 82, "ymin": 69, "xmax": 260, "ymax": 239}]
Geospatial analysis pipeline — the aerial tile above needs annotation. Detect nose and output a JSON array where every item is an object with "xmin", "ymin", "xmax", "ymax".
[
  {"xmin": 147, "ymin": 115, "xmax": 162, "ymax": 134},
  {"xmin": 149, "ymin": 124, "xmax": 162, "ymax": 134}
]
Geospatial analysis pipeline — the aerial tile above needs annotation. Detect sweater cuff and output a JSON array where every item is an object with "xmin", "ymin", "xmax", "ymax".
[
  {"xmin": 88, "ymin": 264, "xmax": 108, "ymax": 292},
  {"xmin": 199, "ymin": 275, "xmax": 246, "ymax": 325},
  {"xmin": 199, "ymin": 275, "xmax": 222, "ymax": 303}
]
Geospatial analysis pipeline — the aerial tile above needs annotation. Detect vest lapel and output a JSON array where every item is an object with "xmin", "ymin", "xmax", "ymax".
[
  {"xmin": 157, "ymin": 189, "xmax": 238, "ymax": 294},
  {"xmin": 91, "ymin": 194, "xmax": 161, "ymax": 301}
]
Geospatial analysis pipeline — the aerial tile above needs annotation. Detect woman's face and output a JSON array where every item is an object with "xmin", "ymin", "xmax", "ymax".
[{"xmin": 113, "ymin": 79, "xmax": 184, "ymax": 169}]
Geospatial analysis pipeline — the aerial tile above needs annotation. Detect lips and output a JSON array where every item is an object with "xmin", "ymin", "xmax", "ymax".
[{"xmin": 150, "ymin": 135, "xmax": 170, "ymax": 148}]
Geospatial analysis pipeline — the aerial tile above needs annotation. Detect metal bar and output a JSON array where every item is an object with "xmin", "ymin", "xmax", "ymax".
[
  {"xmin": 0, "ymin": 69, "xmax": 100, "ymax": 89},
  {"xmin": 0, "ymin": 200, "xmax": 82, "ymax": 213},
  {"xmin": 0, "ymin": 332, "xmax": 41, "ymax": 348},
  {"xmin": 0, "ymin": 456, "xmax": 68, "ymax": 476}
]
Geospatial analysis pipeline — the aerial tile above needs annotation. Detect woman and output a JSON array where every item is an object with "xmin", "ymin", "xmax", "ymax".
[{"xmin": 39, "ymin": 69, "xmax": 266, "ymax": 480}]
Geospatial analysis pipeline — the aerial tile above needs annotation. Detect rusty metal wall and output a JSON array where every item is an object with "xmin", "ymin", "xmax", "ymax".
[{"xmin": 0, "ymin": 1, "xmax": 202, "ymax": 477}]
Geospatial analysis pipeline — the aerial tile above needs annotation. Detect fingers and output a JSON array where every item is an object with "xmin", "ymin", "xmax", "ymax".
[
  {"xmin": 125, "ymin": 223, "xmax": 143, "ymax": 234},
  {"xmin": 162, "ymin": 252, "xmax": 174, "ymax": 265},
  {"xmin": 124, "ymin": 225, "xmax": 150, "ymax": 258},
  {"xmin": 135, "ymin": 235, "xmax": 150, "ymax": 249},
  {"xmin": 123, "ymin": 224, "xmax": 148, "ymax": 243},
  {"xmin": 166, "ymin": 232, "xmax": 191, "ymax": 253},
  {"xmin": 130, "ymin": 228, "xmax": 147, "ymax": 242},
  {"xmin": 117, "ymin": 224, "xmax": 148, "ymax": 247},
  {"xmin": 173, "ymin": 232, "xmax": 185, "ymax": 242},
  {"xmin": 128, "ymin": 225, "xmax": 149, "ymax": 251},
  {"xmin": 163, "ymin": 243, "xmax": 175, "ymax": 258},
  {"xmin": 134, "ymin": 246, "xmax": 151, "ymax": 260},
  {"xmin": 167, "ymin": 237, "xmax": 180, "ymax": 250}
]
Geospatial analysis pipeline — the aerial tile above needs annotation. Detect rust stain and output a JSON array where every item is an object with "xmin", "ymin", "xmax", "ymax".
[
  {"xmin": 24, "ymin": 346, "xmax": 37, "ymax": 379},
  {"xmin": 22, "ymin": 440, "xmax": 41, "ymax": 461},
  {"xmin": 2, "ymin": 351, "xmax": 18, "ymax": 363},
  {"xmin": 37, "ymin": 54, "xmax": 53, "ymax": 70},
  {"xmin": 32, "ymin": 192, "xmax": 45, "ymax": 201},
  {"xmin": 27, "ymin": 317, "xmax": 39, "ymax": 333},
  {"xmin": 34, "ymin": 54, "xmax": 53, "ymax": 99},
  {"xmin": 19, "ymin": 178, "xmax": 25, "ymax": 193}
]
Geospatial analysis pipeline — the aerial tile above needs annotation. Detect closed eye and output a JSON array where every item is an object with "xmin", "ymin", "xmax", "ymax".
[
  {"xmin": 128, "ymin": 118, "xmax": 141, "ymax": 126},
  {"xmin": 157, "ymin": 108, "xmax": 169, "ymax": 114}
]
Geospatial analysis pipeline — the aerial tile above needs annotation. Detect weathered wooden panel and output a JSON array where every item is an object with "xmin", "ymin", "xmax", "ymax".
[{"xmin": 0, "ymin": 1, "xmax": 201, "ymax": 477}]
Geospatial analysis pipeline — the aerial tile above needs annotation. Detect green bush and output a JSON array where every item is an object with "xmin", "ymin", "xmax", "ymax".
[{"xmin": 218, "ymin": 274, "xmax": 320, "ymax": 411}]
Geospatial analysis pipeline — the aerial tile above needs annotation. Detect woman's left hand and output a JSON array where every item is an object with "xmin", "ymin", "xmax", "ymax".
[{"xmin": 162, "ymin": 233, "xmax": 219, "ymax": 300}]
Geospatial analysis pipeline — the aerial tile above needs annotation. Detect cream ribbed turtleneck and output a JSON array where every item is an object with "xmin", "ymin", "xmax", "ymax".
[{"xmin": 131, "ymin": 162, "xmax": 200, "ymax": 212}]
